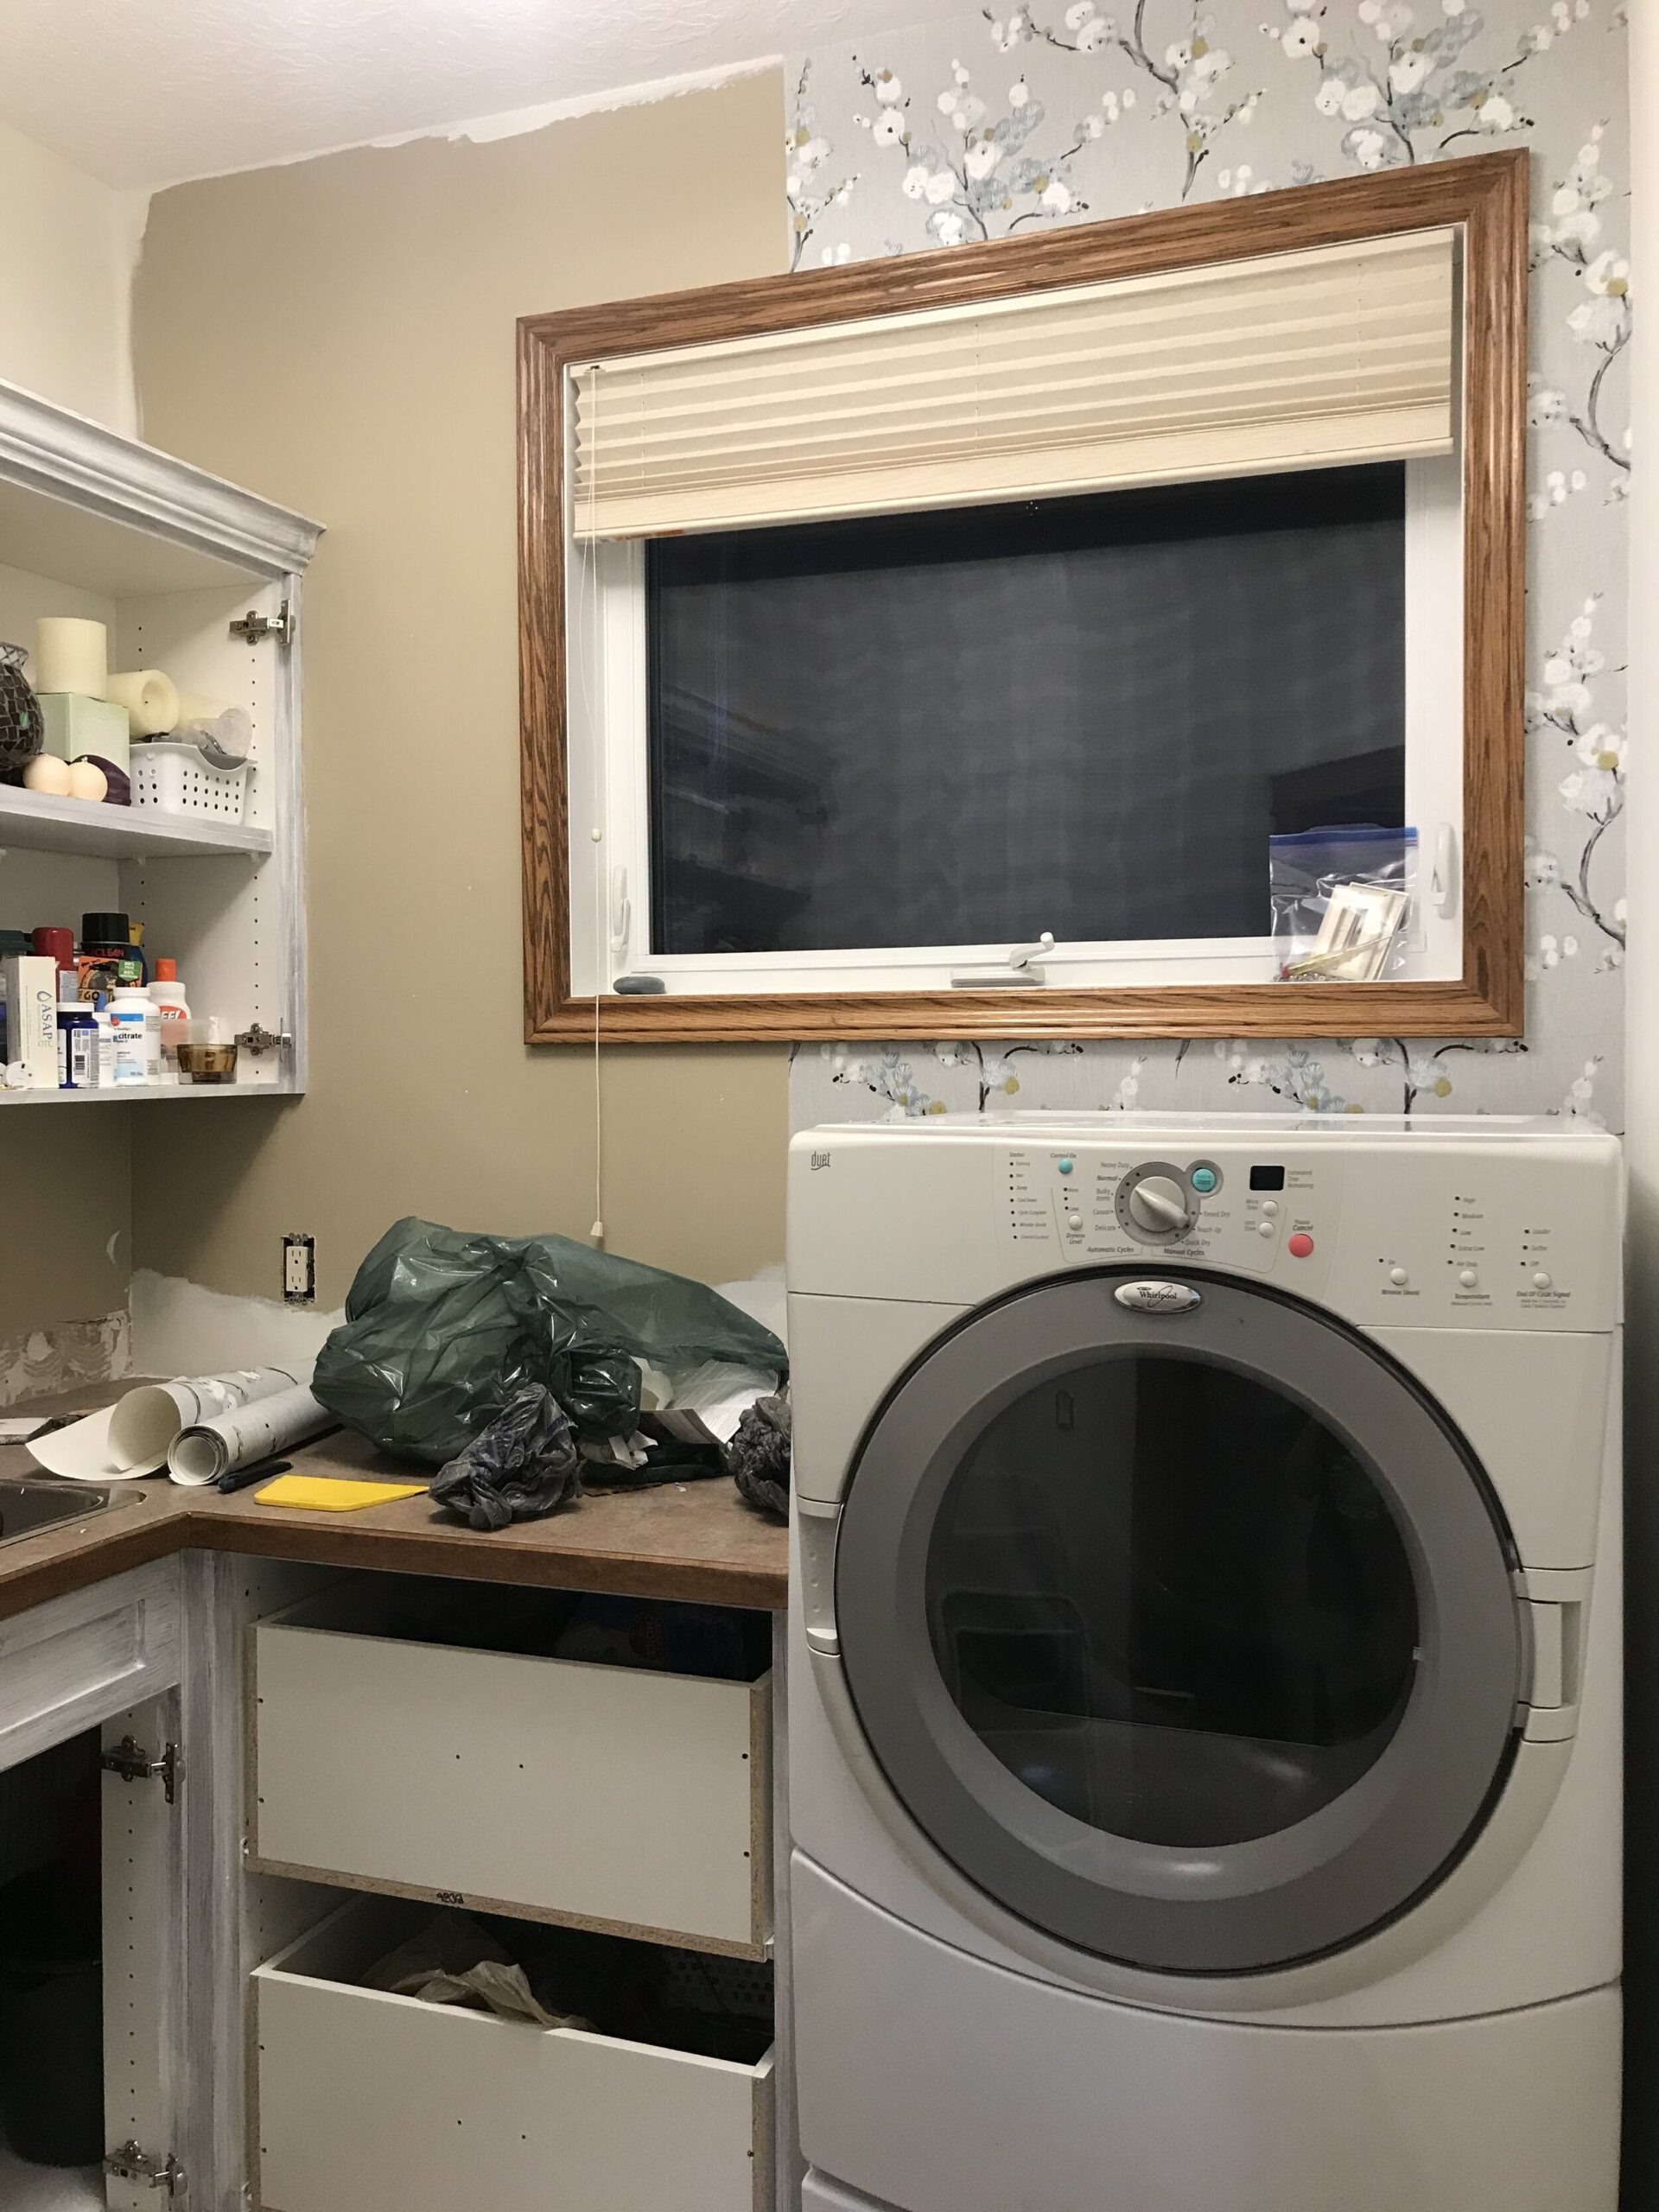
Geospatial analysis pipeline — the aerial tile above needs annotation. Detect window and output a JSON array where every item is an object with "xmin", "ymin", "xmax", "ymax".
[
  {"xmin": 520, "ymin": 153, "xmax": 1528, "ymax": 1040},
  {"xmin": 625, "ymin": 460, "xmax": 1462, "ymax": 990}
]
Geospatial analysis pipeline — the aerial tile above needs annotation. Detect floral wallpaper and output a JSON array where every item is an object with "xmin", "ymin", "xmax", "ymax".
[{"xmin": 783, "ymin": 0, "xmax": 1629, "ymax": 1133}]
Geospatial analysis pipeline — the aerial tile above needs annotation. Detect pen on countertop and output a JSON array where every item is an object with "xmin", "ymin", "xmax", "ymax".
[{"xmin": 218, "ymin": 1457, "xmax": 292, "ymax": 1494}]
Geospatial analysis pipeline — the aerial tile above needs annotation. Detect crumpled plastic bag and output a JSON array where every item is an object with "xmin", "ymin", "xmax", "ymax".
[
  {"xmin": 429, "ymin": 1386, "xmax": 581, "ymax": 1530},
  {"xmin": 312, "ymin": 1217, "xmax": 788, "ymax": 1465},
  {"xmin": 362, "ymin": 1910, "xmax": 591, "ymax": 2030},
  {"xmin": 725, "ymin": 1393, "xmax": 791, "ymax": 1521}
]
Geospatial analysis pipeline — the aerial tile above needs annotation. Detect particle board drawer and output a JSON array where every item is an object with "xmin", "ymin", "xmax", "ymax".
[
  {"xmin": 254, "ymin": 1900, "xmax": 773, "ymax": 2212},
  {"xmin": 248, "ymin": 1593, "xmax": 772, "ymax": 1956}
]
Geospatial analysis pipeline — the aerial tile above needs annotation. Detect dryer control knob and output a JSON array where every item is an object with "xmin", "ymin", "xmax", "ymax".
[{"xmin": 1128, "ymin": 1175, "xmax": 1191, "ymax": 1234}]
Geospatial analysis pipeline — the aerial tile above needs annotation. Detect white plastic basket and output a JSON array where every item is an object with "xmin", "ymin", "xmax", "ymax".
[{"xmin": 130, "ymin": 739, "xmax": 251, "ymax": 823}]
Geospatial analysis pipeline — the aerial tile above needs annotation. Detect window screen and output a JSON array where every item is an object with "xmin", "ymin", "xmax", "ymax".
[{"xmin": 646, "ymin": 466, "xmax": 1405, "ymax": 957}]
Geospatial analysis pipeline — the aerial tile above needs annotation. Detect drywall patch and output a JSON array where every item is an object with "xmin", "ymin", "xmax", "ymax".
[
  {"xmin": 130, "ymin": 1269, "xmax": 781, "ymax": 1399},
  {"xmin": 376, "ymin": 56, "xmax": 779, "ymax": 154},
  {"xmin": 146, "ymin": 56, "xmax": 781, "ymax": 192},
  {"xmin": 0, "ymin": 1309, "xmax": 130, "ymax": 1408},
  {"xmin": 130, "ymin": 1268, "xmax": 343, "ymax": 1380}
]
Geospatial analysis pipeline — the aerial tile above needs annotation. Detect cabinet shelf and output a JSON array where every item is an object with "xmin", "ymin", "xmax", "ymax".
[
  {"xmin": 0, "ymin": 1078, "xmax": 291, "ymax": 1103},
  {"xmin": 0, "ymin": 785, "xmax": 272, "ymax": 860}
]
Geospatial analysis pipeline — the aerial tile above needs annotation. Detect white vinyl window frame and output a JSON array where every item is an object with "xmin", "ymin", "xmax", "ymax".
[{"xmin": 563, "ymin": 445, "xmax": 1464, "ymax": 1002}]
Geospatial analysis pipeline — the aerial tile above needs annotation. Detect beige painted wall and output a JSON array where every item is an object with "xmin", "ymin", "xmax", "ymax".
[
  {"xmin": 0, "ymin": 118, "xmax": 139, "ymax": 431},
  {"xmin": 0, "ymin": 121, "xmax": 141, "ymax": 1339},
  {"xmin": 129, "ymin": 76, "xmax": 790, "ymax": 1310},
  {"xmin": 0, "ymin": 1136, "xmax": 130, "ymax": 1339}
]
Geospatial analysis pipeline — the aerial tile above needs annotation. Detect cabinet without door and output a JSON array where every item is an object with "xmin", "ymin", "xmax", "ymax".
[
  {"xmin": 0, "ymin": 380, "xmax": 319, "ymax": 1103},
  {"xmin": 0, "ymin": 1555, "xmax": 787, "ymax": 2211},
  {"xmin": 0, "ymin": 1562, "xmax": 187, "ymax": 2205}
]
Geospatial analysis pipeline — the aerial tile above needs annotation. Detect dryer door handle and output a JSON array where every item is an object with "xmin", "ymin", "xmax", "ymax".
[
  {"xmin": 1515, "ymin": 1565, "xmax": 1590, "ymax": 1744},
  {"xmin": 798, "ymin": 1501, "xmax": 842, "ymax": 1656}
]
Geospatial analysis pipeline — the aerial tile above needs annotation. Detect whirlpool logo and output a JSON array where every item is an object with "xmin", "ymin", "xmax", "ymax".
[{"xmin": 1115, "ymin": 1281, "xmax": 1202, "ymax": 1315}]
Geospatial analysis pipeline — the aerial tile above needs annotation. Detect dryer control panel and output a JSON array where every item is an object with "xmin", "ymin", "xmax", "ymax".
[
  {"xmin": 989, "ymin": 1132, "xmax": 1618, "ymax": 1330},
  {"xmin": 1004, "ymin": 1146, "xmax": 1320, "ymax": 1281},
  {"xmin": 788, "ymin": 1121, "xmax": 1621, "ymax": 1332}
]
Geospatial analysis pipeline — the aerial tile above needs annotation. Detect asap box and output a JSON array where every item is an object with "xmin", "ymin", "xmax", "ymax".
[{"xmin": 1, "ymin": 955, "xmax": 58, "ymax": 1088}]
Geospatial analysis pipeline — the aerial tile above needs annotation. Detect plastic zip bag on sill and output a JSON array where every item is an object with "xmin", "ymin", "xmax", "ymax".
[{"xmin": 1269, "ymin": 825, "xmax": 1416, "ymax": 983}]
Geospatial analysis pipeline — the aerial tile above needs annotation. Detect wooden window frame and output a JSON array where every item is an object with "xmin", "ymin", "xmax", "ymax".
[{"xmin": 518, "ymin": 149, "xmax": 1528, "ymax": 1045}]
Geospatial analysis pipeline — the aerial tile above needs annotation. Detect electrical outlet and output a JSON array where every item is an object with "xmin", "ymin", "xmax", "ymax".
[{"xmin": 283, "ymin": 1233, "xmax": 315, "ymax": 1305}]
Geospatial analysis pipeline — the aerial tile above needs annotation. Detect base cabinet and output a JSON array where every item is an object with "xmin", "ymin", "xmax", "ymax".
[{"xmin": 0, "ymin": 1557, "xmax": 785, "ymax": 2212}]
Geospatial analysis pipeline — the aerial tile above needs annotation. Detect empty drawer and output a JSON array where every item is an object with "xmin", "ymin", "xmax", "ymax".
[
  {"xmin": 248, "ymin": 1581, "xmax": 772, "ymax": 1956},
  {"xmin": 254, "ymin": 1897, "xmax": 773, "ymax": 2212}
]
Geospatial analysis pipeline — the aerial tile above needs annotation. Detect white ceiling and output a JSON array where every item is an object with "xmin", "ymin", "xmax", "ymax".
[{"xmin": 0, "ymin": 0, "xmax": 964, "ymax": 191}]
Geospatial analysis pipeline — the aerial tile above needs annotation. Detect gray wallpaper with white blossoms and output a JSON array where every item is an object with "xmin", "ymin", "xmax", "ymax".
[{"xmin": 783, "ymin": 0, "xmax": 1629, "ymax": 1132}]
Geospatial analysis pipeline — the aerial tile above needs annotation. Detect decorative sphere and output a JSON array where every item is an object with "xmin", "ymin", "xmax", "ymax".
[
  {"xmin": 84, "ymin": 755, "xmax": 130, "ymax": 805},
  {"xmin": 22, "ymin": 753, "xmax": 72, "ymax": 796},
  {"xmin": 0, "ymin": 641, "xmax": 42, "ymax": 777}
]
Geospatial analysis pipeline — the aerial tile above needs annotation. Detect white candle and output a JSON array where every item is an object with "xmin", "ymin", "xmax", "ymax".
[
  {"xmin": 107, "ymin": 669, "xmax": 181, "ymax": 736},
  {"xmin": 34, "ymin": 617, "xmax": 108, "ymax": 698}
]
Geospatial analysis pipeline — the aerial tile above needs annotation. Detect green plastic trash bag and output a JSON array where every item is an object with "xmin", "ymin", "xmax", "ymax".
[{"xmin": 312, "ymin": 1217, "xmax": 786, "ymax": 1465}]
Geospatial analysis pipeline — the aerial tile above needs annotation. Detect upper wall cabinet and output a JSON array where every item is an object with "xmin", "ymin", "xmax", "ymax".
[
  {"xmin": 519, "ymin": 153, "xmax": 1527, "ymax": 1042},
  {"xmin": 0, "ymin": 382, "xmax": 321, "ymax": 1099}
]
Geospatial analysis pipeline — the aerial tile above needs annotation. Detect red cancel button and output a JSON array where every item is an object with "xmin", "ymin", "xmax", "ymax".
[{"xmin": 1287, "ymin": 1232, "xmax": 1315, "ymax": 1259}]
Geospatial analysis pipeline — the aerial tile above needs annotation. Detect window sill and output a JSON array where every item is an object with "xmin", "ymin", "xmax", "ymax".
[{"xmin": 525, "ymin": 974, "xmax": 1522, "ymax": 1046}]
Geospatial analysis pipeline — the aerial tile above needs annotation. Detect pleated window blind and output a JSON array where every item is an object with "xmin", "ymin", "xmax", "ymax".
[{"xmin": 570, "ymin": 227, "xmax": 1457, "ymax": 542}]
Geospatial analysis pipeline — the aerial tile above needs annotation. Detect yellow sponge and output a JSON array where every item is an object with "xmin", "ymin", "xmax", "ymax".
[{"xmin": 254, "ymin": 1475, "xmax": 426, "ymax": 1512}]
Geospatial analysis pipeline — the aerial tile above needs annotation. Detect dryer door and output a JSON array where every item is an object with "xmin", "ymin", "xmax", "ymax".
[{"xmin": 834, "ymin": 1270, "xmax": 1526, "ymax": 1976}]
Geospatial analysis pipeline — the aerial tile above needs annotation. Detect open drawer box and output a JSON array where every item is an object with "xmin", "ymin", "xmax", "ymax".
[
  {"xmin": 253, "ymin": 1895, "xmax": 774, "ymax": 2212},
  {"xmin": 246, "ymin": 1577, "xmax": 772, "ymax": 1956}
]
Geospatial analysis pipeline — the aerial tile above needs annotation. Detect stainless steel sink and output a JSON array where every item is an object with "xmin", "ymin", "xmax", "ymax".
[{"xmin": 0, "ymin": 1475, "xmax": 137, "ymax": 1548}]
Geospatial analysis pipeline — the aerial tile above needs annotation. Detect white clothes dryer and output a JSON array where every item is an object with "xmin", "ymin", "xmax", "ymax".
[{"xmin": 785, "ymin": 1115, "xmax": 1622, "ymax": 2212}]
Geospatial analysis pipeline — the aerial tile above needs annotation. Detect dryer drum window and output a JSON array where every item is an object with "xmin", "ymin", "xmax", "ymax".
[
  {"xmin": 928, "ymin": 1355, "xmax": 1419, "ymax": 1852},
  {"xmin": 835, "ymin": 1273, "xmax": 1525, "ymax": 1978}
]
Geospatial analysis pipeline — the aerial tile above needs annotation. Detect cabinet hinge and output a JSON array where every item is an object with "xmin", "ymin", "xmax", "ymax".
[
  {"xmin": 234, "ymin": 1022, "xmax": 291, "ymax": 1059},
  {"xmin": 229, "ymin": 597, "xmax": 294, "ymax": 646},
  {"xmin": 102, "ymin": 1735, "xmax": 181, "ymax": 1805},
  {"xmin": 105, "ymin": 2141, "xmax": 186, "ymax": 2197}
]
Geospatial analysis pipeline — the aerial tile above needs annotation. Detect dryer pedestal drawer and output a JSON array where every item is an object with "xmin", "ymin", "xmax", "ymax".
[
  {"xmin": 247, "ymin": 1582, "xmax": 772, "ymax": 1957},
  {"xmin": 253, "ymin": 1901, "xmax": 773, "ymax": 2212}
]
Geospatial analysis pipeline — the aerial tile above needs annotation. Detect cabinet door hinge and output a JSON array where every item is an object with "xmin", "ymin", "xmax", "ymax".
[
  {"xmin": 105, "ymin": 2141, "xmax": 186, "ymax": 2197},
  {"xmin": 102, "ymin": 1734, "xmax": 181, "ymax": 1805},
  {"xmin": 234, "ymin": 1022, "xmax": 291, "ymax": 1059},
  {"xmin": 229, "ymin": 597, "xmax": 295, "ymax": 646}
]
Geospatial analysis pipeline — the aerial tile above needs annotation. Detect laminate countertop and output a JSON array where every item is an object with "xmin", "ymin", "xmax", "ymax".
[{"xmin": 0, "ymin": 1386, "xmax": 789, "ymax": 1623}]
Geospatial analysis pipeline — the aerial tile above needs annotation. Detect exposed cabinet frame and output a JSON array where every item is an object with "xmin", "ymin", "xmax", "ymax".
[
  {"xmin": 518, "ymin": 151, "xmax": 1528, "ymax": 1043},
  {"xmin": 0, "ymin": 1563, "xmax": 188, "ymax": 2204}
]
